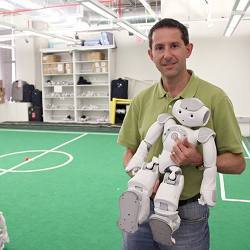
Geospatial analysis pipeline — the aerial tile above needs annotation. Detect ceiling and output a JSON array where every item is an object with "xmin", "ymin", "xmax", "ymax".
[{"xmin": 0, "ymin": 0, "xmax": 249, "ymax": 39}]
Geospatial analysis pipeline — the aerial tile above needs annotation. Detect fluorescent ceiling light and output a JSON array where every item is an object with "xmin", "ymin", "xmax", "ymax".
[
  {"xmin": 0, "ymin": 30, "xmax": 76, "ymax": 44},
  {"xmin": 117, "ymin": 20, "xmax": 148, "ymax": 40},
  {"xmin": 224, "ymin": 0, "xmax": 249, "ymax": 37},
  {"xmin": 234, "ymin": 0, "xmax": 250, "ymax": 11},
  {"xmin": 138, "ymin": 0, "xmax": 159, "ymax": 20},
  {"xmin": 1, "ymin": 1, "xmax": 16, "ymax": 10},
  {"xmin": 78, "ymin": 0, "xmax": 117, "ymax": 19},
  {"xmin": 8, "ymin": 0, "xmax": 42, "ymax": 9},
  {"xmin": 224, "ymin": 14, "xmax": 242, "ymax": 37},
  {"xmin": 0, "ymin": 43, "xmax": 14, "ymax": 50},
  {"xmin": 25, "ymin": 30, "xmax": 76, "ymax": 43},
  {"xmin": 0, "ymin": 24, "xmax": 13, "ymax": 30},
  {"xmin": 0, "ymin": 32, "xmax": 27, "ymax": 42}
]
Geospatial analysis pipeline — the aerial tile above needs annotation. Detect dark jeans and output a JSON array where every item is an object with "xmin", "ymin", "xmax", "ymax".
[{"xmin": 122, "ymin": 200, "xmax": 209, "ymax": 250}]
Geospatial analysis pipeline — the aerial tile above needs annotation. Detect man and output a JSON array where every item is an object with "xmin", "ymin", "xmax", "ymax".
[{"xmin": 118, "ymin": 18, "xmax": 245, "ymax": 250}]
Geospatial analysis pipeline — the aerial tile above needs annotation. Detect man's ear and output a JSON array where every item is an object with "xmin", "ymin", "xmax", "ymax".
[
  {"xmin": 186, "ymin": 43, "xmax": 193, "ymax": 58},
  {"xmin": 148, "ymin": 49, "xmax": 153, "ymax": 60}
]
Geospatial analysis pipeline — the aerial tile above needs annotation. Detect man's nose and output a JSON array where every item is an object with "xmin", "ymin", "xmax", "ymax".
[{"xmin": 162, "ymin": 48, "xmax": 172, "ymax": 59}]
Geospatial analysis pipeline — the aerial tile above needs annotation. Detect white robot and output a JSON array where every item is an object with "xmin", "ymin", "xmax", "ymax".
[
  {"xmin": 117, "ymin": 98, "xmax": 217, "ymax": 246},
  {"xmin": 0, "ymin": 212, "xmax": 9, "ymax": 250}
]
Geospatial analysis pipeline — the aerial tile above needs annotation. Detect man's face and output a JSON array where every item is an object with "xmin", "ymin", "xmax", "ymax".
[{"xmin": 148, "ymin": 27, "xmax": 193, "ymax": 79}]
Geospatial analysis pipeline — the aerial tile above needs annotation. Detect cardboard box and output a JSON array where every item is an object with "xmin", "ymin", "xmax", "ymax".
[
  {"xmin": 57, "ymin": 63, "xmax": 65, "ymax": 73},
  {"xmin": 43, "ymin": 63, "xmax": 65, "ymax": 74},
  {"xmin": 42, "ymin": 55, "xmax": 61, "ymax": 63},
  {"xmin": 101, "ymin": 66, "xmax": 108, "ymax": 73},
  {"xmin": 43, "ymin": 64, "xmax": 50, "ymax": 74},
  {"xmin": 100, "ymin": 61, "xmax": 107, "ymax": 67},
  {"xmin": 86, "ymin": 51, "xmax": 105, "ymax": 61},
  {"xmin": 65, "ymin": 63, "xmax": 73, "ymax": 74},
  {"xmin": 0, "ymin": 88, "xmax": 5, "ymax": 103}
]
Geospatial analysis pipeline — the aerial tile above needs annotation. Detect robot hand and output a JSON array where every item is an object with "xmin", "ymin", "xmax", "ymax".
[{"xmin": 125, "ymin": 156, "xmax": 145, "ymax": 175}]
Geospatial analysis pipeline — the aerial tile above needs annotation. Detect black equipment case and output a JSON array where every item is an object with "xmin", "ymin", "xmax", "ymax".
[{"xmin": 111, "ymin": 78, "xmax": 128, "ymax": 100}]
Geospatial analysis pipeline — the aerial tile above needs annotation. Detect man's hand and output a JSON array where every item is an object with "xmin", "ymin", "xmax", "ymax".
[{"xmin": 170, "ymin": 138, "xmax": 203, "ymax": 167}]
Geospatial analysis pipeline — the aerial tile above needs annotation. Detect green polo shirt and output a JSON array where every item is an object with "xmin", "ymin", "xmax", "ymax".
[{"xmin": 118, "ymin": 71, "xmax": 243, "ymax": 200}]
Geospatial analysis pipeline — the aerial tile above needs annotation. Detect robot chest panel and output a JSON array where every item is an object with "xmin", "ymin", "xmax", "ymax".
[{"xmin": 162, "ymin": 126, "xmax": 187, "ymax": 145}]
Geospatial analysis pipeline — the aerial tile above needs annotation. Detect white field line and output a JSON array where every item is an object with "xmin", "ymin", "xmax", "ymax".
[
  {"xmin": 218, "ymin": 140, "xmax": 250, "ymax": 203},
  {"xmin": 219, "ymin": 173, "xmax": 250, "ymax": 203},
  {"xmin": 0, "ymin": 133, "xmax": 87, "ymax": 176},
  {"xmin": 0, "ymin": 128, "xmax": 118, "ymax": 135},
  {"xmin": 242, "ymin": 140, "xmax": 250, "ymax": 158},
  {"xmin": 219, "ymin": 173, "xmax": 226, "ymax": 200}
]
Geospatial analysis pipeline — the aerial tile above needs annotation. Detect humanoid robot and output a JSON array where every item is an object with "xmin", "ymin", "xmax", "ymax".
[
  {"xmin": 0, "ymin": 212, "xmax": 9, "ymax": 250},
  {"xmin": 117, "ymin": 97, "xmax": 217, "ymax": 246}
]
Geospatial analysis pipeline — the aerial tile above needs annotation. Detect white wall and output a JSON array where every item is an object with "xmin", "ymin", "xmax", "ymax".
[
  {"xmin": 15, "ymin": 36, "xmax": 48, "ymax": 90},
  {"xmin": 15, "ymin": 37, "xmax": 36, "ymax": 85},
  {"xmin": 114, "ymin": 31, "xmax": 250, "ymax": 118},
  {"xmin": 114, "ymin": 30, "xmax": 160, "ymax": 81},
  {"xmin": 0, "ymin": 48, "xmax": 12, "ymax": 100},
  {"xmin": 188, "ymin": 36, "xmax": 250, "ymax": 117}
]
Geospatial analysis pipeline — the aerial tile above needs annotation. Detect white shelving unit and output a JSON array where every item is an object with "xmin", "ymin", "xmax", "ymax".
[{"xmin": 41, "ymin": 46, "xmax": 115, "ymax": 123}]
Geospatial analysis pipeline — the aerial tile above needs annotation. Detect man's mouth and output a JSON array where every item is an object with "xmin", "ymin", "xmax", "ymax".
[
  {"xmin": 162, "ymin": 62, "xmax": 177, "ymax": 68},
  {"xmin": 161, "ymin": 61, "xmax": 177, "ymax": 67}
]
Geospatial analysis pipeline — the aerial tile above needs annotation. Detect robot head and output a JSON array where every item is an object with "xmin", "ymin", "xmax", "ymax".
[{"xmin": 172, "ymin": 98, "xmax": 210, "ymax": 127}]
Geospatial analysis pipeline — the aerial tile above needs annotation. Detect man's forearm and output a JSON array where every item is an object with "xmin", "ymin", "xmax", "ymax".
[
  {"xmin": 123, "ymin": 148, "xmax": 136, "ymax": 177},
  {"xmin": 123, "ymin": 149, "xmax": 135, "ymax": 167},
  {"xmin": 216, "ymin": 152, "xmax": 245, "ymax": 174}
]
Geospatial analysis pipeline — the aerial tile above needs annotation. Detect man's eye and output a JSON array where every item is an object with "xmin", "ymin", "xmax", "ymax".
[
  {"xmin": 171, "ymin": 44, "xmax": 179, "ymax": 48},
  {"xmin": 155, "ymin": 46, "xmax": 163, "ymax": 50}
]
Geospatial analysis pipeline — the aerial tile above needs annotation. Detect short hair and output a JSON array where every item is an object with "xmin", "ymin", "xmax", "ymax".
[{"xmin": 148, "ymin": 18, "xmax": 189, "ymax": 48}]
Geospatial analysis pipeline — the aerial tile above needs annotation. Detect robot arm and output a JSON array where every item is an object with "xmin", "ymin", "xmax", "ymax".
[
  {"xmin": 197, "ymin": 128, "xmax": 217, "ymax": 207},
  {"xmin": 126, "ymin": 113, "xmax": 175, "ymax": 174}
]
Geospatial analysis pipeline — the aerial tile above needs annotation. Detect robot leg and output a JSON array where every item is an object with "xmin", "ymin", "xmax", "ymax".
[
  {"xmin": 0, "ymin": 212, "xmax": 9, "ymax": 250},
  {"xmin": 149, "ymin": 166, "xmax": 184, "ymax": 246},
  {"xmin": 118, "ymin": 158, "xmax": 159, "ymax": 233}
]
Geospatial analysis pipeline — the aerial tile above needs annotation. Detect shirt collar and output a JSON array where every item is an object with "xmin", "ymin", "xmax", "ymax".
[{"xmin": 156, "ymin": 70, "xmax": 199, "ymax": 99}]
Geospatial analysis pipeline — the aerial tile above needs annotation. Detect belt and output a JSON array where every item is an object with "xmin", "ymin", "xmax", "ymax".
[{"xmin": 178, "ymin": 193, "xmax": 200, "ymax": 207}]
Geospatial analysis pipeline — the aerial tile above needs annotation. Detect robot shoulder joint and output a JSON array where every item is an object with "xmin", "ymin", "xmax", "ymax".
[
  {"xmin": 157, "ymin": 113, "xmax": 174, "ymax": 124},
  {"xmin": 198, "ymin": 127, "xmax": 216, "ymax": 144}
]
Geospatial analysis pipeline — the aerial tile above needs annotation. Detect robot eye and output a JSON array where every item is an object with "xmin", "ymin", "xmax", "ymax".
[
  {"xmin": 190, "ymin": 114, "xmax": 194, "ymax": 118},
  {"xmin": 178, "ymin": 110, "xmax": 182, "ymax": 113}
]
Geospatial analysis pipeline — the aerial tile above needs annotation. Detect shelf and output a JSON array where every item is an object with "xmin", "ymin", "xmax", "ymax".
[
  {"xmin": 76, "ymin": 96, "xmax": 108, "ymax": 98},
  {"xmin": 78, "ymin": 121, "xmax": 109, "ymax": 124},
  {"xmin": 75, "ymin": 60, "xmax": 108, "ymax": 63},
  {"xmin": 42, "ymin": 61, "xmax": 73, "ymax": 64},
  {"xmin": 44, "ymin": 97, "xmax": 74, "ymax": 99},
  {"xmin": 76, "ymin": 84, "xmax": 108, "ymax": 87},
  {"xmin": 44, "ymin": 73, "xmax": 73, "ymax": 76},
  {"xmin": 44, "ymin": 109, "xmax": 74, "ymax": 111},
  {"xmin": 45, "ymin": 119, "xmax": 75, "ymax": 123},
  {"xmin": 76, "ymin": 109, "xmax": 109, "ymax": 111},
  {"xmin": 41, "ymin": 47, "xmax": 113, "ymax": 123},
  {"xmin": 44, "ymin": 85, "xmax": 74, "ymax": 87},
  {"xmin": 76, "ymin": 72, "xmax": 108, "ymax": 75}
]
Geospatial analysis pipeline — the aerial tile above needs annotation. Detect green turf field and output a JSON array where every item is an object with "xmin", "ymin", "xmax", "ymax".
[{"xmin": 0, "ymin": 129, "xmax": 249, "ymax": 250}]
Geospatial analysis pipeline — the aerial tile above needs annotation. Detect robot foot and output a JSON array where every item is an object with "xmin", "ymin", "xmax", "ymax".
[
  {"xmin": 117, "ymin": 191, "xmax": 140, "ymax": 233},
  {"xmin": 149, "ymin": 214, "xmax": 175, "ymax": 246}
]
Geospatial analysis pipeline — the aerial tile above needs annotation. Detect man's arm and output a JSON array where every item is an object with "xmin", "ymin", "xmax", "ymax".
[
  {"xmin": 171, "ymin": 138, "xmax": 245, "ymax": 174},
  {"xmin": 217, "ymin": 152, "xmax": 245, "ymax": 174},
  {"xmin": 123, "ymin": 148, "xmax": 136, "ymax": 167},
  {"xmin": 123, "ymin": 148, "xmax": 136, "ymax": 177}
]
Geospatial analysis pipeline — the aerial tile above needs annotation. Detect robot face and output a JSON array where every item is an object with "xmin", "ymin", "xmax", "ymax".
[{"xmin": 172, "ymin": 98, "xmax": 210, "ymax": 127}]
